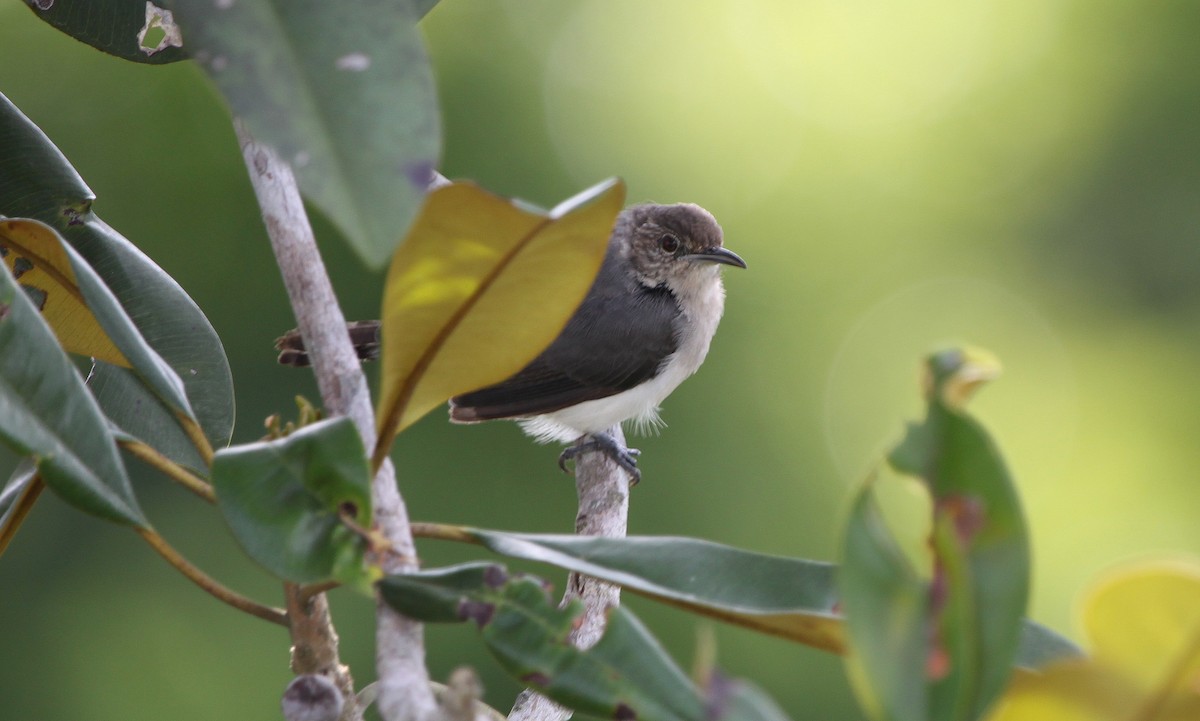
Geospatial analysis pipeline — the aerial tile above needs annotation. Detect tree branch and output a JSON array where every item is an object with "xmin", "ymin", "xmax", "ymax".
[
  {"xmin": 235, "ymin": 121, "xmax": 435, "ymax": 721},
  {"xmin": 508, "ymin": 425, "xmax": 632, "ymax": 721}
]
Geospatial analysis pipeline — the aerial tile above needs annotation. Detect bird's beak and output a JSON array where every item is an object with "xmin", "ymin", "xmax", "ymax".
[{"xmin": 684, "ymin": 246, "xmax": 747, "ymax": 269}]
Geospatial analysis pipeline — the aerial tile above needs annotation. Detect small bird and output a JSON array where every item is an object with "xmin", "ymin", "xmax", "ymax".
[{"xmin": 278, "ymin": 202, "xmax": 745, "ymax": 482}]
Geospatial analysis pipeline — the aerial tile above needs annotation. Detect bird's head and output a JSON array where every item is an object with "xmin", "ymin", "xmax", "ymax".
[{"xmin": 618, "ymin": 203, "xmax": 746, "ymax": 294}]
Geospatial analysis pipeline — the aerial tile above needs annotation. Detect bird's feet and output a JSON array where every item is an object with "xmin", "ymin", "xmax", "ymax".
[{"xmin": 558, "ymin": 432, "xmax": 642, "ymax": 485}]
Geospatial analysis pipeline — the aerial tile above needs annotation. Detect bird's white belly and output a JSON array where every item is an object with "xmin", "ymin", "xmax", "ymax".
[{"xmin": 518, "ymin": 368, "xmax": 678, "ymax": 442}]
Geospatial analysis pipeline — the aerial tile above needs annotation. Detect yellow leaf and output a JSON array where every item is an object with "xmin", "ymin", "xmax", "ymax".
[
  {"xmin": 0, "ymin": 218, "xmax": 128, "ymax": 366},
  {"xmin": 373, "ymin": 179, "xmax": 625, "ymax": 466},
  {"xmin": 988, "ymin": 559, "xmax": 1200, "ymax": 721}
]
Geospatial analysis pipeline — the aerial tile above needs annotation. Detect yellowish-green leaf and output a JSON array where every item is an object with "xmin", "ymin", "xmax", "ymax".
[
  {"xmin": 987, "ymin": 559, "xmax": 1200, "ymax": 721},
  {"xmin": 0, "ymin": 218, "xmax": 127, "ymax": 366},
  {"xmin": 373, "ymin": 178, "xmax": 625, "ymax": 467}
]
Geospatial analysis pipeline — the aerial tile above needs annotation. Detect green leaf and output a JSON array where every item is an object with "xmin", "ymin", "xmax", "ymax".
[
  {"xmin": 212, "ymin": 417, "xmax": 374, "ymax": 586},
  {"xmin": 840, "ymin": 347, "xmax": 1031, "ymax": 721},
  {"xmin": 1012, "ymin": 622, "xmax": 1084, "ymax": 673},
  {"xmin": 0, "ymin": 91, "xmax": 234, "ymax": 462},
  {"xmin": 709, "ymin": 676, "xmax": 799, "ymax": 721},
  {"xmin": 415, "ymin": 526, "xmax": 1076, "ymax": 670},
  {"xmin": 450, "ymin": 529, "xmax": 842, "ymax": 650},
  {"xmin": 169, "ymin": 0, "xmax": 441, "ymax": 268},
  {"xmin": 0, "ymin": 260, "xmax": 146, "ymax": 526},
  {"xmin": 840, "ymin": 481, "xmax": 930, "ymax": 721},
  {"xmin": 23, "ymin": 0, "xmax": 188, "ymax": 64},
  {"xmin": 381, "ymin": 563, "xmax": 710, "ymax": 721},
  {"xmin": 87, "ymin": 363, "xmax": 206, "ymax": 471},
  {"xmin": 374, "ymin": 179, "xmax": 624, "ymax": 464}
]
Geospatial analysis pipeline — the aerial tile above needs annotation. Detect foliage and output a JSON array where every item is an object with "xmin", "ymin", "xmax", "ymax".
[{"xmin": 0, "ymin": 3, "xmax": 1194, "ymax": 721}]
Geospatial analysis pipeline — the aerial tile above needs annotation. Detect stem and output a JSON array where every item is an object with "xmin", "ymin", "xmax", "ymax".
[
  {"xmin": 178, "ymin": 413, "xmax": 216, "ymax": 467},
  {"xmin": 410, "ymin": 522, "xmax": 477, "ymax": 544},
  {"xmin": 508, "ymin": 426, "xmax": 632, "ymax": 721},
  {"xmin": 299, "ymin": 580, "xmax": 341, "ymax": 604},
  {"xmin": 284, "ymin": 583, "xmax": 357, "ymax": 707},
  {"xmin": 136, "ymin": 525, "xmax": 288, "ymax": 626},
  {"xmin": 236, "ymin": 121, "xmax": 433, "ymax": 721},
  {"xmin": 120, "ymin": 438, "xmax": 216, "ymax": 504}
]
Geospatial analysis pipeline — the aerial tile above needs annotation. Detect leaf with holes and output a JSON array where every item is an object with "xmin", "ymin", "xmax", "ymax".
[
  {"xmin": 0, "ymin": 92, "xmax": 233, "ymax": 468},
  {"xmin": 212, "ymin": 417, "xmax": 374, "ymax": 587},
  {"xmin": 840, "ymin": 347, "xmax": 1032, "ymax": 721},
  {"xmin": 168, "ymin": 0, "xmax": 441, "ymax": 268},
  {"xmin": 373, "ymin": 179, "xmax": 624, "ymax": 464},
  {"xmin": 23, "ymin": 0, "xmax": 188, "ymax": 63},
  {"xmin": 987, "ymin": 560, "xmax": 1200, "ymax": 721},
  {"xmin": 0, "ymin": 260, "xmax": 146, "ymax": 527}
]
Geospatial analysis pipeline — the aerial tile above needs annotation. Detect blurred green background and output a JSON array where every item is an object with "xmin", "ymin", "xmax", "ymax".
[{"xmin": 3, "ymin": 0, "xmax": 1200, "ymax": 719}]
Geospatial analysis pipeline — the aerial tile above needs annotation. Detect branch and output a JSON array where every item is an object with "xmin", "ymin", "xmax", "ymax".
[
  {"xmin": 508, "ymin": 425, "xmax": 632, "ymax": 721},
  {"xmin": 136, "ymin": 525, "xmax": 288, "ymax": 626},
  {"xmin": 236, "ymin": 121, "xmax": 435, "ymax": 721}
]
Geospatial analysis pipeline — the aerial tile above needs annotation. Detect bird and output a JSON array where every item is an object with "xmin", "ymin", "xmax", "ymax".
[{"xmin": 277, "ymin": 202, "xmax": 745, "ymax": 482}]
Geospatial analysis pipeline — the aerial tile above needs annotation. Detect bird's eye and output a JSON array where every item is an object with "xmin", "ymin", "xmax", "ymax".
[{"xmin": 658, "ymin": 234, "xmax": 680, "ymax": 254}]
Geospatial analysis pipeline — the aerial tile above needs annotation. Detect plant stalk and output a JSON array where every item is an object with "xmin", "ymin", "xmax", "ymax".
[
  {"xmin": 235, "ymin": 120, "xmax": 433, "ymax": 721},
  {"xmin": 120, "ymin": 437, "xmax": 216, "ymax": 504},
  {"xmin": 136, "ymin": 526, "xmax": 288, "ymax": 626},
  {"xmin": 507, "ymin": 425, "xmax": 632, "ymax": 721}
]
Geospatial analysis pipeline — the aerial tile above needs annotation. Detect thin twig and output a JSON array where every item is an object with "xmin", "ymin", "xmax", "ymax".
[
  {"xmin": 236, "ymin": 121, "xmax": 433, "ymax": 721},
  {"xmin": 119, "ymin": 437, "xmax": 216, "ymax": 504},
  {"xmin": 508, "ymin": 425, "xmax": 632, "ymax": 721},
  {"xmin": 135, "ymin": 526, "xmax": 288, "ymax": 626}
]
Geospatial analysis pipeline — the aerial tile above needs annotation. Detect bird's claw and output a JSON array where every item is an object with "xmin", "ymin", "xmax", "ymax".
[{"xmin": 557, "ymin": 432, "xmax": 642, "ymax": 485}]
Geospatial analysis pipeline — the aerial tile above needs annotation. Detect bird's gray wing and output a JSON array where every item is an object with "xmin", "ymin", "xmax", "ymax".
[{"xmin": 450, "ymin": 281, "xmax": 680, "ymax": 421}]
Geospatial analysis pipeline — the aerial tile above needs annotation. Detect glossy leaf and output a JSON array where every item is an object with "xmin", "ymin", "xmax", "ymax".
[
  {"xmin": 412, "ymin": 525, "xmax": 1075, "ymax": 669},
  {"xmin": 0, "ymin": 218, "xmax": 193, "ymax": 420},
  {"xmin": 374, "ymin": 179, "xmax": 624, "ymax": 461},
  {"xmin": 169, "ymin": 0, "xmax": 440, "ymax": 268},
  {"xmin": 381, "ymin": 563, "xmax": 712, "ymax": 721},
  {"xmin": 23, "ymin": 0, "xmax": 188, "ymax": 64},
  {"xmin": 988, "ymin": 560, "xmax": 1200, "ymax": 721},
  {"xmin": 0, "ymin": 260, "xmax": 146, "ymax": 526},
  {"xmin": 840, "ymin": 347, "xmax": 1031, "ymax": 721},
  {"xmin": 0, "ymin": 91, "xmax": 233, "ymax": 461},
  {"xmin": 212, "ymin": 417, "xmax": 374, "ymax": 586},
  {"xmin": 86, "ymin": 364, "xmax": 206, "ymax": 471}
]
